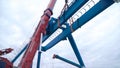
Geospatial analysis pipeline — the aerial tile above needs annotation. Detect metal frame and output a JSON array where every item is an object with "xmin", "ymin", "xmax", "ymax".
[{"xmin": 11, "ymin": 0, "xmax": 116, "ymax": 68}]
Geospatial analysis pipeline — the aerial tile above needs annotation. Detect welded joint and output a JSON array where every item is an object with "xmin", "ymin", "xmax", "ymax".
[{"xmin": 41, "ymin": 46, "xmax": 46, "ymax": 52}]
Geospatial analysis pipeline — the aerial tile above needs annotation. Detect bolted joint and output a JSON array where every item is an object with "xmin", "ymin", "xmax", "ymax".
[
  {"xmin": 44, "ymin": 13, "xmax": 51, "ymax": 18},
  {"xmin": 44, "ymin": 8, "xmax": 53, "ymax": 15},
  {"xmin": 53, "ymin": 54, "xmax": 57, "ymax": 59}
]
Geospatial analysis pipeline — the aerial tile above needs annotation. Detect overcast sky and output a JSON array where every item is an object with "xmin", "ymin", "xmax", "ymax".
[{"xmin": 0, "ymin": 0, "xmax": 120, "ymax": 68}]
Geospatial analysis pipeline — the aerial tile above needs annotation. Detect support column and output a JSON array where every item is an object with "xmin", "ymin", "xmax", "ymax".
[
  {"xmin": 37, "ymin": 51, "xmax": 42, "ymax": 68},
  {"xmin": 37, "ymin": 33, "xmax": 43, "ymax": 68},
  {"xmin": 67, "ymin": 34, "xmax": 85, "ymax": 67}
]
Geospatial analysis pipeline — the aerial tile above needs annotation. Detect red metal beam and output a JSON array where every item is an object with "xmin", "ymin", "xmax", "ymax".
[
  {"xmin": 0, "ymin": 48, "xmax": 13, "ymax": 56},
  {"xmin": 18, "ymin": 0, "xmax": 56, "ymax": 68},
  {"xmin": 0, "ymin": 57, "xmax": 13, "ymax": 68}
]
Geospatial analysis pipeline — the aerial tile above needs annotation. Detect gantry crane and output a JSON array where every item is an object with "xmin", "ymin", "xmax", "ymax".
[{"xmin": 0, "ymin": 0, "xmax": 120, "ymax": 68}]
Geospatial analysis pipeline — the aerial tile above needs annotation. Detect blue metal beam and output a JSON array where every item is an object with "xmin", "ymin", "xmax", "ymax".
[
  {"xmin": 12, "ymin": 44, "xmax": 28, "ymax": 63},
  {"xmin": 68, "ymin": 34, "xmax": 85, "ymax": 67},
  {"xmin": 37, "ymin": 51, "xmax": 41, "ymax": 68},
  {"xmin": 42, "ymin": 0, "xmax": 89, "ymax": 42},
  {"xmin": 41, "ymin": 23, "xmax": 70, "ymax": 51},
  {"xmin": 72, "ymin": 0, "xmax": 114, "ymax": 31},
  {"xmin": 53, "ymin": 54, "xmax": 81, "ymax": 68},
  {"xmin": 42, "ymin": 0, "xmax": 115, "ymax": 51}
]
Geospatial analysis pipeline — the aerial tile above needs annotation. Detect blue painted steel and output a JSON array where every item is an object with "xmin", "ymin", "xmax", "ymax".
[
  {"xmin": 72, "ymin": 0, "xmax": 114, "ymax": 31},
  {"xmin": 37, "ymin": 51, "xmax": 41, "ymax": 68},
  {"xmin": 33, "ymin": 0, "xmax": 115, "ymax": 67},
  {"xmin": 46, "ymin": 17, "xmax": 57, "ymax": 35},
  {"xmin": 12, "ymin": 0, "xmax": 115, "ymax": 67},
  {"xmin": 41, "ymin": 23, "xmax": 70, "ymax": 51},
  {"xmin": 42, "ymin": 0, "xmax": 89, "ymax": 42},
  {"xmin": 42, "ymin": 0, "xmax": 114, "ymax": 51},
  {"xmin": 12, "ymin": 44, "xmax": 28, "ymax": 63},
  {"xmin": 53, "ymin": 54, "xmax": 81, "ymax": 68},
  {"xmin": 68, "ymin": 34, "xmax": 85, "ymax": 67}
]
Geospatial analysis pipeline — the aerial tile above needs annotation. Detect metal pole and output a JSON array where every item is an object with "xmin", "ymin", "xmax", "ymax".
[
  {"xmin": 37, "ymin": 33, "xmax": 43, "ymax": 68},
  {"xmin": 53, "ymin": 54, "xmax": 81, "ymax": 68},
  {"xmin": 68, "ymin": 34, "xmax": 85, "ymax": 67},
  {"xmin": 18, "ymin": 0, "xmax": 57, "ymax": 68},
  {"xmin": 37, "ymin": 51, "xmax": 42, "ymax": 68},
  {"xmin": 12, "ymin": 44, "xmax": 28, "ymax": 63}
]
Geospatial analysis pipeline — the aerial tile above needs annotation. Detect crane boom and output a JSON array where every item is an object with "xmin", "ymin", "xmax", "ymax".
[{"xmin": 18, "ymin": 0, "xmax": 57, "ymax": 68}]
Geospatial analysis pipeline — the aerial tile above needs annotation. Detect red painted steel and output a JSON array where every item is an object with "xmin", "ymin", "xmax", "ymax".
[
  {"xmin": 0, "ymin": 48, "xmax": 13, "ymax": 68},
  {"xmin": 18, "ymin": 0, "xmax": 56, "ymax": 68},
  {"xmin": 0, "ymin": 48, "xmax": 13, "ymax": 56},
  {"xmin": 0, "ymin": 57, "xmax": 13, "ymax": 68}
]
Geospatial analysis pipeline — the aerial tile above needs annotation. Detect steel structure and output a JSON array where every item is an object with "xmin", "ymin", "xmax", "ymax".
[
  {"xmin": 0, "ymin": 0, "xmax": 119, "ymax": 68},
  {"xmin": 0, "ymin": 48, "xmax": 13, "ymax": 68},
  {"xmin": 18, "ymin": 0, "xmax": 56, "ymax": 68}
]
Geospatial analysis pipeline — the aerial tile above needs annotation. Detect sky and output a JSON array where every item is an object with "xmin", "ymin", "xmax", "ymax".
[{"xmin": 0, "ymin": 0, "xmax": 120, "ymax": 68}]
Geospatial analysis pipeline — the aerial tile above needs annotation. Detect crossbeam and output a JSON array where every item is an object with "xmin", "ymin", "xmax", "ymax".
[
  {"xmin": 42, "ymin": 0, "xmax": 89, "ymax": 42},
  {"xmin": 42, "ymin": 0, "xmax": 115, "ymax": 51}
]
